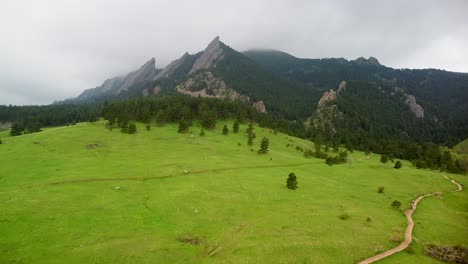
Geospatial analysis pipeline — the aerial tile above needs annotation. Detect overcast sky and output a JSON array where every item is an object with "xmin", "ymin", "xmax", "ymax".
[{"xmin": 1, "ymin": 0, "xmax": 467, "ymax": 105}]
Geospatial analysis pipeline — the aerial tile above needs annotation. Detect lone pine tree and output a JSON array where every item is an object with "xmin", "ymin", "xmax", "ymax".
[{"xmin": 287, "ymin": 173, "xmax": 298, "ymax": 190}]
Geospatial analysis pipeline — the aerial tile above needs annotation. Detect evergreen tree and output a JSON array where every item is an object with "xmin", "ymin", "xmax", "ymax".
[
  {"xmin": 222, "ymin": 124, "xmax": 229, "ymax": 135},
  {"xmin": 199, "ymin": 128, "xmax": 205, "ymax": 136},
  {"xmin": 233, "ymin": 121, "xmax": 239, "ymax": 133},
  {"xmin": 128, "ymin": 122, "xmax": 137, "ymax": 134},
  {"xmin": 394, "ymin": 160, "xmax": 402, "ymax": 169},
  {"xmin": 258, "ymin": 137, "xmax": 269, "ymax": 154},
  {"xmin": 10, "ymin": 123, "xmax": 23, "ymax": 136},
  {"xmin": 155, "ymin": 110, "xmax": 166, "ymax": 126},
  {"xmin": 146, "ymin": 123, "xmax": 151, "ymax": 131},
  {"xmin": 286, "ymin": 172, "xmax": 298, "ymax": 190},
  {"xmin": 246, "ymin": 123, "xmax": 255, "ymax": 146},
  {"xmin": 178, "ymin": 117, "xmax": 189, "ymax": 133},
  {"xmin": 0, "ymin": 139, "xmax": 2, "ymax": 144},
  {"xmin": 88, "ymin": 113, "xmax": 97, "ymax": 122},
  {"xmin": 120, "ymin": 123, "xmax": 129, "ymax": 133}
]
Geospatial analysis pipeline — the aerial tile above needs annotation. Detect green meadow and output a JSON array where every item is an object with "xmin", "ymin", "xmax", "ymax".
[{"xmin": 0, "ymin": 122, "xmax": 466, "ymax": 263}]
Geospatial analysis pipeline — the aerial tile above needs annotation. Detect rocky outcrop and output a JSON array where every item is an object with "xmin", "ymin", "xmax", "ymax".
[
  {"xmin": 189, "ymin": 36, "xmax": 224, "ymax": 74},
  {"xmin": 253, "ymin": 101, "xmax": 267, "ymax": 113},
  {"xmin": 154, "ymin": 53, "xmax": 191, "ymax": 80},
  {"xmin": 176, "ymin": 71, "xmax": 248, "ymax": 102},
  {"xmin": 317, "ymin": 81, "xmax": 346, "ymax": 109},
  {"xmin": 113, "ymin": 57, "xmax": 157, "ymax": 95},
  {"xmin": 72, "ymin": 58, "xmax": 158, "ymax": 101},
  {"xmin": 353, "ymin": 56, "xmax": 381, "ymax": 66},
  {"xmin": 404, "ymin": 94, "xmax": 424, "ymax": 118}
]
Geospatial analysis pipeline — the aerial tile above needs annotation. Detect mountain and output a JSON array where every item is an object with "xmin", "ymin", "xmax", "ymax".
[
  {"xmin": 65, "ymin": 58, "xmax": 161, "ymax": 103},
  {"xmin": 63, "ymin": 37, "xmax": 467, "ymax": 146},
  {"xmin": 243, "ymin": 50, "xmax": 468, "ymax": 146}
]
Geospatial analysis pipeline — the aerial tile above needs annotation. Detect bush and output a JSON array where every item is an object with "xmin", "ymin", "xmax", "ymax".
[
  {"xmin": 222, "ymin": 124, "xmax": 229, "ymax": 135},
  {"xmin": 394, "ymin": 161, "xmax": 402, "ymax": 169},
  {"xmin": 286, "ymin": 173, "xmax": 298, "ymax": 190},
  {"xmin": 339, "ymin": 212, "xmax": 349, "ymax": 220},
  {"xmin": 391, "ymin": 200, "xmax": 402, "ymax": 209},
  {"xmin": 378, "ymin": 186, "xmax": 385, "ymax": 193},
  {"xmin": 199, "ymin": 129, "xmax": 205, "ymax": 136},
  {"xmin": 304, "ymin": 149, "xmax": 314, "ymax": 158},
  {"xmin": 128, "ymin": 122, "xmax": 137, "ymax": 134},
  {"xmin": 424, "ymin": 244, "xmax": 468, "ymax": 264},
  {"xmin": 380, "ymin": 155, "xmax": 389, "ymax": 163}
]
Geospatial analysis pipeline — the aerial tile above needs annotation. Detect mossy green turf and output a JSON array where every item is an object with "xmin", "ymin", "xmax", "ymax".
[{"xmin": 0, "ymin": 122, "xmax": 466, "ymax": 263}]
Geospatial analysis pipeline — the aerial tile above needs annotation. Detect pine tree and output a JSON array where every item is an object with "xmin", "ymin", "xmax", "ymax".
[
  {"xmin": 222, "ymin": 124, "xmax": 229, "ymax": 135},
  {"xmin": 178, "ymin": 117, "xmax": 189, "ymax": 133},
  {"xmin": 286, "ymin": 173, "xmax": 298, "ymax": 190},
  {"xmin": 128, "ymin": 122, "xmax": 137, "ymax": 134},
  {"xmin": 246, "ymin": 123, "xmax": 254, "ymax": 146},
  {"xmin": 10, "ymin": 123, "xmax": 23, "ymax": 136},
  {"xmin": 258, "ymin": 137, "xmax": 269, "ymax": 154},
  {"xmin": 233, "ymin": 121, "xmax": 239, "ymax": 133}
]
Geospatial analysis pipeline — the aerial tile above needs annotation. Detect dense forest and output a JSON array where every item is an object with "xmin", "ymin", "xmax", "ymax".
[{"xmin": 0, "ymin": 94, "xmax": 466, "ymax": 174}]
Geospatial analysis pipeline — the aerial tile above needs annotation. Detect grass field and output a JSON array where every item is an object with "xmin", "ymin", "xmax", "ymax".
[{"xmin": 0, "ymin": 121, "xmax": 466, "ymax": 263}]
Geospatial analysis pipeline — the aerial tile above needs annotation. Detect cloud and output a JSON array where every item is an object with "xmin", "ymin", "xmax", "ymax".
[{"xmin": 0, "ymin": 0, "xmax": 467, "ymax": 105}]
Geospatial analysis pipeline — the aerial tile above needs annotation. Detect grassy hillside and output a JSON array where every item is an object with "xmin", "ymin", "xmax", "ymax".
[{"xmin": 0, "ymin": 122, "xmax": 466, "ymax": 263}]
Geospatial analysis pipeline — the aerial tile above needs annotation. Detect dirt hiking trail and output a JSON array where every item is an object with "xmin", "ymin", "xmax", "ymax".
[{"xmin": 358, "ymin": 175, "xmax": 463, "ymax": 264}]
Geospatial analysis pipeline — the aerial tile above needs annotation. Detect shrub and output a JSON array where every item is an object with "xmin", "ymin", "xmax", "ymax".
[
  {"xmin": 128, "ymin": 122, "xmax": 137, "ymax": 134},
  {"xmin": 176, "ymin": 233, "xmax": 203, "ymax": 245},
  {"xmin": 394, "ymin": 161, "xmax": 402, "ymax": 169},
  {"xmin": 222, "ymin": 124, "xmax": 229, "ymax": 135},
  {"xmin": 378, "ymin": 186, "xmax": 385, "ymax": 193},
  {"xmin": 199, "ymin": 129, "xmax": 205, "ymax": 136},
  {"xmin": 380, "ymin": 155, "xmax": 389, "ymax": 163},
  {"xmin": 391, "ymin": 200, "xmax": 402, "ymax": 209},
  {"xmin": 424, "ymin": 244, "xmax": 468, "ymax": 264},
  {"xmin": 286, "ymin": 173, "xmax": 298, "ymax": 190},
  {"xmin": 339, "ymin": 212, "xmax": 349, "ymax": 220},
  {"xmin": 304, "ymin": 149, "xmax": 314, "ymax": 158}
]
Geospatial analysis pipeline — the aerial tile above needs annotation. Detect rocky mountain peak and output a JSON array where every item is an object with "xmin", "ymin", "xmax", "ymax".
[
  {"xmin": 189, "ymin": 36, "xmax": 224, "ymax": 74},
  {"xmin": 113, "ymin": 57, "xmax": 157, "ymax": 95},
  {"xmin": 354, "ymin": 56, "xmax": 381, "ymax": 66}
]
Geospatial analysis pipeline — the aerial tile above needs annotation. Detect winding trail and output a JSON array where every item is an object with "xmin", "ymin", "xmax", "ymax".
[
  {"xmin": 358, "ymin": 175, "xmax": 463, "ymax": 264},
  {"xmin": 29, "ymin": 162, "xmax": 313, "ymax": 188}
]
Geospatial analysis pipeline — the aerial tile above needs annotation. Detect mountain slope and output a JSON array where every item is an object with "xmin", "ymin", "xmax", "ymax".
[
  {"xmin": 66, "ymin": 58, "xmax": 160, "ymax": 103},
  {"xmin": 244, "ymin": 50, "xmax": 468, "ymax": 146}
]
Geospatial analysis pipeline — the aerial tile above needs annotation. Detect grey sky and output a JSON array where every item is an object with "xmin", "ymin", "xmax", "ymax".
[{"xmin": 1, "ymin": 0, "xmax": 467, "ymax": 105}]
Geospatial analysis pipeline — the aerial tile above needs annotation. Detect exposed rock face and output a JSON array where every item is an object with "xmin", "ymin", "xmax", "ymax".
[
  {"xmin": 404, "ymin": 94, "xmax": 424, "ymax": 118},
  {"xmin": 154, "ymin": 53, "xmax": 191, "ymax": 80},
  {"xmin": 253, "ymin": 101, "xmax": 267, "ymax": 113},
  {"xmin": 73, "ymin": 58, "xmax": 158, "ymax": 101},
  {"xmin": 318, "ymin": 90, "xmax": 337, "ymax": 109},
  {"xmin": 353, "ymin": 56, "xmax": 381, "ymax": 66},
  {"xmin": 114, "ymin": 57, "xmax": 157, "ymax": 94},
  {"xmin": 189, "ymin": 36, "xmax": 224, "ymax": 74},
  {"xmin": 176, "ymin": 71, "xmax": 248, "ymax": 102},
  {"xmin": 317, "ymin": 81, "xmax": 346, "ymax": 108}
]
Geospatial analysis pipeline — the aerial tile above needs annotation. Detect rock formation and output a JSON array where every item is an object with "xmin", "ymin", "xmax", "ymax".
[{"xmin": 189, "ymin": 36, "xmax": 224, "ymax": 74}]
